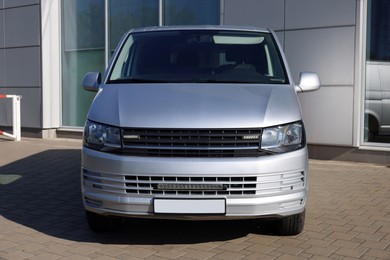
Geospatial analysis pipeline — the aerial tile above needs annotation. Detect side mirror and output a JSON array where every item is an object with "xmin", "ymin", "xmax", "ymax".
[
  {"xmin": 295, "ymin": 72, "xmax": 321, "ymax": 93},
  {"xmin": 82, "ymin": 72, "xmax": 101, "ymax": 92}
]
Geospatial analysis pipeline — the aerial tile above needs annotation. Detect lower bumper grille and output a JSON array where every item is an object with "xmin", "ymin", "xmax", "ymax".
[
  {"xmin": 83, "ymin": 170, "xmax": 305, "ymax": 197},
  {"xmin": 126, "ymin": 176, "xmax": 258, "ymax": 195}
]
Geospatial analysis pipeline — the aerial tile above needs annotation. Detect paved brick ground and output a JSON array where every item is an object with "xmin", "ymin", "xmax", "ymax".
[{"xmin": 0, "ymin": 138, "xmax": 389, "ymax": 260}]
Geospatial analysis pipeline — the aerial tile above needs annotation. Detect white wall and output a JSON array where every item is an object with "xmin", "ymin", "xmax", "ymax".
[
  {"xmin": 223, "ymin": 0, "xmax": 360, "ymax": 146},
  {"xmin": 41, "ymin": 0, "xmax": 61, "ymax": 131}
]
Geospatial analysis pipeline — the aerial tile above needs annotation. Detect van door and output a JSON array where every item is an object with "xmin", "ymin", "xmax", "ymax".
[{"xmin": 379, "ymin": 63, "xmax": 390, "ymax": 135}]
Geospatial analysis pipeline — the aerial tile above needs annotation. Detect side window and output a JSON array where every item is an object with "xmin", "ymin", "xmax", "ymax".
[{"xmin": 110, "ymin": 36, "xmax": 134, "ymax": 80}]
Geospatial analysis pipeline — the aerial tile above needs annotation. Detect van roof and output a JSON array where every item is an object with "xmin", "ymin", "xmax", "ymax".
[{"xmin": 129, "ymin": 25, "xmax": 271, "ymax": 34}]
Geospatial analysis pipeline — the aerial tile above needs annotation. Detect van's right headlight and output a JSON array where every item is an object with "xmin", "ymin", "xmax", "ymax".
[
  {"xmin": 83, "ymin": 120, "xmax": 121, "ymax": 151},
  {"xmin": 261, "ymin": 122, "xmax": 305, "ymax": 153}
]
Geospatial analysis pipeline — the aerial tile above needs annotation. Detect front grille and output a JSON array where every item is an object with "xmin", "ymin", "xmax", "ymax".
[
  {"xmin": 83, "ymin": 170, "xmax": 305, "ymax": 197},
  {"xmin": 121, "ymin": 128, "xmax": 263, "ymax": 157}
]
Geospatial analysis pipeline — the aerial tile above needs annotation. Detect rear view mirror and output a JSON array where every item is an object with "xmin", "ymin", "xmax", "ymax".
[
  {"xmin": 295, "ymin": 72, "xmax": 320, "ymax": 93},
  {"xmin": 82, "ymin": 72, "xmax": 101, "ymax": 92}
]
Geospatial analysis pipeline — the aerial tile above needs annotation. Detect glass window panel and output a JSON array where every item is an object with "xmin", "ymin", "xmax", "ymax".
[
  {"xmin": 364, "ymin": 0, "xmax": 390, "ymax": 143},
  {"xmin": 164, "ymin": 0, "xmax": 220, "ymax": 26},
  {"xmin": 366, "ymin": 0, "xmax": 390, "ymax": 62},
  {"xmin": 63, "ymin": 0, "xmax": 105, "ymax": 50},
  {"xmin": 62, "ymin": 0, "xmax": 105, "ymax": 127},
  {"xmin": 109, "ymin": 0, "xmax": 159, "ymax": 53}
]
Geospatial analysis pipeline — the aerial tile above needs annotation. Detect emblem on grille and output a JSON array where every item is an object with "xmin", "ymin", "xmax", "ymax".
[
  {"xmin": 123, "ymin": 135, "xmax": 141, "ymax": 139},
  {"xmin": 241, "ymin": 135, "xmax": 260, "ymax": 140},
  {"xmin": 156, "ymin": 183, "xmax": 225, "ymax": 191}
]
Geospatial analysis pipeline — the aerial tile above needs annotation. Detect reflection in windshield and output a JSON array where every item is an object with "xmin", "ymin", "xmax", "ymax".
[{"xmin": 108, "ymin": 30, "xmax": 288, "ymax": 84}]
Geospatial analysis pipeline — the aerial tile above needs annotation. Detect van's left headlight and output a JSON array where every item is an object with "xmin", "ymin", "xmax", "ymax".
[
  {"xmin": 83, "ymin": 120, "xmax": 121, "ymax": 151},
  {"xmin": 261, "ymin": 122, "xmax": 305, "ymax": 153}
]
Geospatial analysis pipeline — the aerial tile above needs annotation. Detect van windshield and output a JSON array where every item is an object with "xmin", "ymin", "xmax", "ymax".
[{"xmin": 108, "ymin": 30, "xmax": 288, "ymax": 84}]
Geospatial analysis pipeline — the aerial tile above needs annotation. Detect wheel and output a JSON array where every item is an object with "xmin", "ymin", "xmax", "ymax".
[
  {"xmin": 365, "ymin": 115, "xmax": 379, "ymax": 142},
  {"xmin": 275, "ymin": 210, "xmax": 305, "ymax": 236},
  {"xmin": 85, "ymin": 210, "xmax": 122, "ymax": 232}
]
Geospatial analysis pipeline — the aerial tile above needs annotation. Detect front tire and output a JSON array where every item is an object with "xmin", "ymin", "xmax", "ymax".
[
  {"xmin": 275, "ymin": 210, "xmax": 305, "ymax": 236},
  {"xmin": 85, "ymin": 210, "xmax": 122, "ymax": 232}
]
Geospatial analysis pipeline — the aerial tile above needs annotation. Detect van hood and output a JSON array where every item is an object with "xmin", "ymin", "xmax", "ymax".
[{"xmin": 87, "ymin": 83, "xmax": 302, "ymax": 129}]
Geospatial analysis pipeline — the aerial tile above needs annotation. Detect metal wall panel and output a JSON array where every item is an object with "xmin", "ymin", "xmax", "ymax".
[
  {"xmin": 0, "ymin": 87, "xmax": 42, "ymax": 128},
  {"xmin": 275, "ymin": 31, "xmax": 284, "ymax": 49},
  {"xmin": 298, "ymin": 87, "xmax": 354, "ymax": 146},
  {"xmin": 0, "ymin": 10, "xmax": 3, "ymax": 48},
  {"xmin": 1, "ymin": 1, "xmax": 42, "ymax": 129},
  {"xmin": 285, "ymin": 0, "xmax": 356, "ymax": 30},
  {"xmin": 4, "ymin": 5, "xmax": 40, "ymax": 48},
  {"xmin": 223, "ymin": 0, "xmax": 285, "ymax": 31},
  {"xmin": 4, "ymin": 0, "xmax": 39, "ymax": 8},
  {"xmin": 0, "ymin": 50, "xmax": 4, "ymax": 86},
  {"xmin": 4, "ymin": 47, "xmax": 41, "ymax": 87},
  {"xmin": 285, "ymin": 26, "xmax": 355, "ymax": 86}
]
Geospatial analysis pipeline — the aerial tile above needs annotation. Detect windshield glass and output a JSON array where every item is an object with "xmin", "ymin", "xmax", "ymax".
[{"xmin": 108, "ymin": 30, "xmax": 288, "ymax": 84}]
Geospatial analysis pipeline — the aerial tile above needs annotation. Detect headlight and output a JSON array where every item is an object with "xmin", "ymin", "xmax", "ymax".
[
  {"xmin": 83, "ymin": 120, "xmax": 121, "ymax": 151},
  {"xmin": 261, "ymin": 122, "xmax": 305, "ymax": 153}
]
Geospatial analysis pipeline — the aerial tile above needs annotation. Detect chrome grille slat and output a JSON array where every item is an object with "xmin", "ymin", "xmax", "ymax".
[{"xmin": 84, "ymin": 173, "xmax": 123, "ymax": 184}]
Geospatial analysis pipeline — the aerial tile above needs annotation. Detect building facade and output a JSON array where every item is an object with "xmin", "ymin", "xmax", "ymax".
[{"xmin": 1, "ymin": 0, "xmax": 390, "ymax": 163}]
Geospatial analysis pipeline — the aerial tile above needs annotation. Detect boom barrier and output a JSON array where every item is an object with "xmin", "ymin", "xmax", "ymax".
[{"xmin": 0, "ymin": 94, "xmax": 22, "ymax": 141}]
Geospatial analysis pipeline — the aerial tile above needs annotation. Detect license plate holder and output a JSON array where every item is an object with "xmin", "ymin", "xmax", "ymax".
[{"xmin": 154, "ymin": 199, "xmax": 226, "ymax": 214}]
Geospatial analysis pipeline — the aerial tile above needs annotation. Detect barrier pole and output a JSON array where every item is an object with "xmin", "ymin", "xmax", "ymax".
[
  {"xmin": 0, "ymin": 94, "xmax": 22, "ymax": 141},
  {"xmin": 13, "ymin": 95, "xmax": 21, "ymax": 141}
]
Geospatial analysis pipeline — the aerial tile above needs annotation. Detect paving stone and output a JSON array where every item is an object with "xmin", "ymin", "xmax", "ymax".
[
  {"xmin": 275, "ymin": 237, "xmax": 306, "ymax": 247},
  {"xmin": 0, "ymin": 241, "xmax": 18, "ymax": 251},
  {"xmin": 28, "ymin": 252, "xmax": 62, "ymax": 260},
  {"xmin": 60, "ymin": 255, "xmax": 92, "ymax": 260},
  {"xmin": 360, "ymin": 239, "xmax": 390, "ymax": 250},
  {"xmin": 364, "ymin": 248, "xmax": 390, "ymax": 259},
  {"xmin": 275, "ymin": 254, "xmax": 303, "ymax": 260},
  {"xmin": 181, "ymin": 249, "xmax": 216, "ymax": 260},
  {"xmin": 245, "ymin": 244, "xmax": 277, "ymax": 254},
  {"xmin": 330, "ymin": 239, "xmax": 361, "ymax": 249},
  {"xmin": 213, "ymin": 251, "xmax": 245, "ymax": 260},
  {"xmin": 216, "ymin": 242, "xmax": 248, "ymax": 252},
  {"xmin": 115, "ymin": 254, "xmax": 144, "ymax": 260},
  {"xmin": 245, "ymin": 252, "xmax": 276, "ymax": 260},
  {"xmin": 304, "ymin": 245, "xmax": 339, "ymax": 258},
  {"xmin": 274, "ymin": 245, "xmax": 305, "ymax": 256},
  {"xmin": 1, "ymin": 251, "xmax": 35, "ymax": 259},
  {"xmin": 154, "ymin": 249, "xmax": 187, "ymax": 259},
  {"xmin": 124, "ymin": 247, "xmax": 156, "ymax": 258},
  {"xmin": 303, "ymin": 237, "xmax": 335, "ymax": 247},
  {"xmin": 334, "ymin": 246, "xmax": 370, "ymax": 258}
]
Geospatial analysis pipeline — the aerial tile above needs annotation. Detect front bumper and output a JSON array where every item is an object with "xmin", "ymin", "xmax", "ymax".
[{"xmin": 82, "ymin": 147, "xmax": 308, "ymax": 220}]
